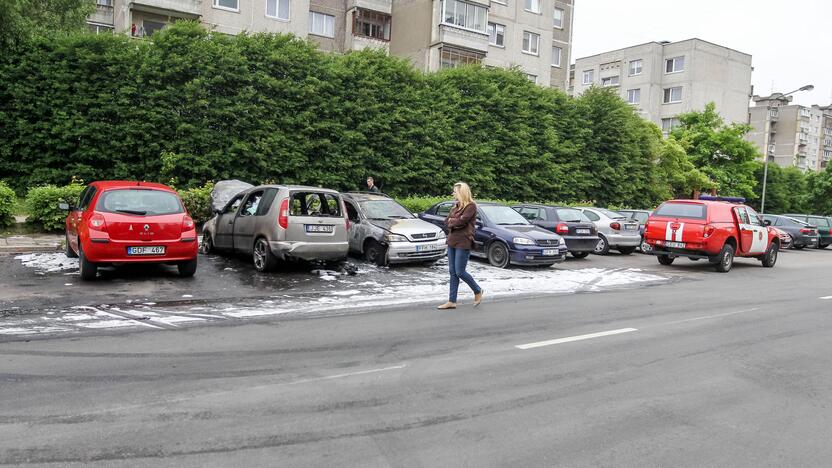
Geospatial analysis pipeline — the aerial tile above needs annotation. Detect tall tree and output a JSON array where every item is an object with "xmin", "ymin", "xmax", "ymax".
[{"xmin": 0, "ymin": 0, "xmax": 94, "ymax": 49}]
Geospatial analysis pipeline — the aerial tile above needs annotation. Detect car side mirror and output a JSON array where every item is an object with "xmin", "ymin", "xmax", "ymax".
[
  {"xmin": 58, "ymin": 202, "xmax": 70, "ymax": 211},
  {"xmin": 764, "ymin": 219, "xmax": 771, "ymax": 226}
]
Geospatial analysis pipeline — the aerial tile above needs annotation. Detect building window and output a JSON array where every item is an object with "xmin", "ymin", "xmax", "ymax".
[
  {"xmin": 487, "ymin": 22, "xmax": 505, "ymax": 47},
  {"xmin": 627, "ymin": 88, "xmax": 640, "ymax": 104},
  {"xmin": 629, "ymin": 59, "xmax": 642, "ymax": 76},
  {"xmin": 553, "ymin": 7, "xmax": 564, "ymax": 28},
  {"xmin": 551, "ymin": 46, "xmax": 562, "ymax": 67},
  {"xmin": 309, "ymin": 11, "xmax": 335, "ymax": 38},
  {"xmin": 661, "ymin": 117, "xmax": 681, "ymax": 133},
  {"xmin": 213, "ymin": 0, "xmax": 238, "ymax": 11},
  {"xmin": 524, "ymin": 0, "xmax": 540, "ymax": 13},
  {"xmin": 522, "ymin": 31, "xmax": 539, "ymax": 55},
  {"xmin": 800, "ymin": 108, "xmax": 811, "ymax": 118},
  {"xmin": 601, "ymin": 75, "xmax": 620, "ymax": 87},
  {"xmin": 526, "ymin": 73, "xmax": 538, "ymax": 84},
  {"xmin": 353, "ymin": 9, "xmax": 391, "ymax": 41},
  {"xmin": 266, "ymin": 0, "xmax": 290, "ymax": 20},
  {"xmin": 663, "ymin": 86, "xmax": 683, "ymax": 103},
  {"xmin": 440, "ymin": 46, "xmax": 485, "ymax": 69},
  {"xmin": 582, "ymin": 69, "xmax": 594, "ymax": 85},
  {"xmin": 665, "ymin": 56, "xmax": 685, "ymax": 73},
  {"xmin": 87, "ymin": 23, "xmax": 113, "ymax": 34},
  {"xmin": 143, "ymin": 20, "xmax": 166, "ymax": 36},
  {"xmin": 96, "ymin": 0, "xmax": 113, "ymax": 6},
  {"xmin": 442, "ymin": 0, "xmax": 487, "ymax": 33}
]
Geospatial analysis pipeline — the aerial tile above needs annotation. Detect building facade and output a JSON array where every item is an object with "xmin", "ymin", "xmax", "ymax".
[{"xmin": 571, "ymin": 39, "xmax": 753, "ymax": 131}]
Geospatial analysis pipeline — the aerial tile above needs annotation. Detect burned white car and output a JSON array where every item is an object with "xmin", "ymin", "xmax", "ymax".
[{"xmin": 342, "ymin": 193, "xmax": 446, "ymax": 266}]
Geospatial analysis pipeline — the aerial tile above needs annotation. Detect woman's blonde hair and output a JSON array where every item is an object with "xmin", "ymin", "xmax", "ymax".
[{"xmin": 453, "ymin": 182, "xmax": 474, "ymax": 210}]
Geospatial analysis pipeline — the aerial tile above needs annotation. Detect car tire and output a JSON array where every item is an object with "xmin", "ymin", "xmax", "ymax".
[
  {"xmin": 178, "ymin": 258, "xmax": 198, "ymax": 277},
  {"xmin": 617, "ymin": 246, "xmax": 636, "ymax": 255},
  {"xmin": 65, "ymin": 233, "xmax": 78, "ymax": 258},
  {"xmin": 364, "ymin": 240, "xmax": 389, "ymax": 267},
  {"xmin": 761, "ymin": 242, "xmax": 778, "ymax": 268},
  {"xmin": 78, "ymin": 243, "xmax": 98, "ymax": 281},
  {"xmin": 571, "ymin": 251, "xmax": 590, "ymax": 259},
  {"xmin": 593, "ymin": 234, "xmax": 610, "ymax": 255},
  {"xmin": 487, "ymin": 242, "xmax": 511, "ymax": 269},
  {"xmin": 714, "ymin": 243, "xmax": 735, "ymax": 273},
  {"xmin": 200, "ymin": 233, "xmax": 214, "ymax": 255},
  {"xmin": 253, "ymin": 237, "xmax": 278, "ymax": 272},
  {"xmin": 817, "ymin": 243, "xmax": 828, "ymax": 249},
  {"xmin": 657, "ymin": 255, "xmax": 674, "ymax": 265}
]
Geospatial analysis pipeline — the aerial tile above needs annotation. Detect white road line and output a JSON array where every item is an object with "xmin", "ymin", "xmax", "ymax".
[
  {"xmin": 652, "ymin": 307, "xmax": 760, "ymax": 327},
  {"xmin": 515, "ymin": 328, "xmax": 638, "ymax": 350},
  {"xmin": 820, "ymin": 296, "xmax": 832, "ymax": 300}
]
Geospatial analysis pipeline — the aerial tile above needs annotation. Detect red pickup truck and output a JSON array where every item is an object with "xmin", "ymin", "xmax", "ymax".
[{"xmin": 643, "ymin": 198, "xmax": 780, "ymax": 272}]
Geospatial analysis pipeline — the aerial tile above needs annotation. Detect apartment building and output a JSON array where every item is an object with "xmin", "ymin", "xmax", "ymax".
[
  {"xmin": 747, "ymin": 95, "xmax": 832, "ymax": 171},
  {"xmin": 571, "ymin": 39, "xmax": 753, "ymax": 131},
  {"xmin": 86, "ymin": 0, "xmax": 393, "ymax": 54},
  {"xmin": 389, "ymin": 0, "xmax": 574, "ymax": 89}
]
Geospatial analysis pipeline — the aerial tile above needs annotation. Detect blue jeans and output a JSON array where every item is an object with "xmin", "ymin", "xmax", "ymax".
[{"xmin": 447, "ymin": 247, "xmax": 482, "ymax": 303}]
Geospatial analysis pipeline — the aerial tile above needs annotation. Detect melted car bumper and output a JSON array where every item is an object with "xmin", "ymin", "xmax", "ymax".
[
  {"xmin": 270, "ymin": 240, "xmax": 348, "ymax": 261},
  {"xmin": 387, "ymin": 240, "xmax": 447, "ymax": 263}
]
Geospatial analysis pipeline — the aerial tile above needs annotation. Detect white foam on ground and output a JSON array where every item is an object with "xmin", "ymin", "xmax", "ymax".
[{"xmin": 15, "ymin": 253, "xmax": 78, "ymax": 272}]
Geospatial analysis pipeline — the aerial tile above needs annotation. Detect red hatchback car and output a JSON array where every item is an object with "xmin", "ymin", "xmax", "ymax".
[{"xmin": 62, "ymin": 181, "xmax": 199, "ymax": 280}]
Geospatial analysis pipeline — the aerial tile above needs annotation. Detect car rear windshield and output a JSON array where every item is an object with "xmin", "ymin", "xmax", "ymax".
[
  {"xmin": 360, "ymin": 199, "xmax": 413, "ymax": 220},
  {"xmin": 481, "ymin": 205, "xmax": 530, "ymax": 225},
  {"xmin": 653, "ymin": 202, "xmax": 706, "ymax": 220},
  {"xmin": 290, "ymin": 192, "xmax": 342, "ymax": 217},
  {"xmin": 97, "ymin": 189, "xmax": 183, "ymax": 216},
  {"xmin": 596, "ymin": 208, "xmax": 627, "ymax": 219},
  {"xmin": 808, "ymin": 217, "xmax": 830, "ymax": 227},
  {"xmin": 556, "ymin": 208, "xmax": 590, "ymax": 223}
]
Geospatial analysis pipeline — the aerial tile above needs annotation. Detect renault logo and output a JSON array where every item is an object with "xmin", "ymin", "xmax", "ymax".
[{"xmin": 144, "ymin": 224, "xmax": 150, "ymax": 231}]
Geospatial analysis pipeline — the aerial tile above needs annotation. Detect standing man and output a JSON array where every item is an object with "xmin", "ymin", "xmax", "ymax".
[{"xmin": 366, "ymin": 177, "xmax": 380, "ymax": 193}]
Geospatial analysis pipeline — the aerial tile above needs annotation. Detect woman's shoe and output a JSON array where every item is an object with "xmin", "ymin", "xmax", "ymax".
[
  {"xmin": 437, "ymin": 302, "xmax": 457, "ymax": 310},
  {"xmin": 474, "ymin": 290, "xmax": 484, "ymax": 307}
]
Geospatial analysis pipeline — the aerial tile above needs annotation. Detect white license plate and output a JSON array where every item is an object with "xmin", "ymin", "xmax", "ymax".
[
  {"xmin": 417, "ymin": 243, "xmax": 444, "ymax": 252},
  {"xmin": 576, "ymin": 228, "xmax": 590, "ymax": 235},
  {"xmin": 542, "ymin": 249, "xmax": 559, "ymax": 256},
  {"xmin": 305, "ymin": 225, "xmax": 334, "ymax": 233},
  {"xmin": 625, "ymin": 224, "xmax": 638, "ymax": 231},
  {"xmin": 665, "ymin": 241, "xmax": 686, "ymax": 249},
  {"xmin": 127, "ymin": 246, "xmax": 165, "ymax": 255}
]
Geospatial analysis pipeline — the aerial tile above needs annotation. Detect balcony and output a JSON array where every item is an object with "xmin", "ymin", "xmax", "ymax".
[
  {"xmin": 130, "ymin": 0, "xmax": 201, "ymax": 18},
  {"xmin": 348, "ymin": 0, "xmax": 391, "ymax": 15},
  {"xmin": 89, "ymin": 3, "xmax": 114, "ymax": 25},
  {"xmin": 438, "ymin": 24, "xmax": 488, "ymax": 54},
  {"xmin": 767, "ymin": 144, "xmax": 776, "ymax": 155}
]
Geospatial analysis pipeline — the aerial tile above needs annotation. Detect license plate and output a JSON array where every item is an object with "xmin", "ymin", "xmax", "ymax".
[
  {"xmin": 127, "ymin": 246, "xmax": 165, "ymax": 255},
  {"xmin": 305, "ymin": 225, "xmax": 334, "ymax": 233},
  {"xmin": 665, "ymin": 241, "xmax": 685, "ymax": 249},
  {"xmin": 417, "ymin": 243, "xmax": 444, "ymax": 252},
  {"xmin": 576, "ymin": 228, "xmax": 590, "ymax": 235},
  {"xmin": 625, "ymin": 224, "xmax": 638, "ymax": 231},
  {"xmin": 542, "ymin": 249, "xmax": 558, "ymax": 256}
]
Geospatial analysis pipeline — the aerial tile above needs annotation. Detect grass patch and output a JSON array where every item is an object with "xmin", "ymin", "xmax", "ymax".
[{"xmin": 12, "ymin": 197, "xmax": 28, "ymax": 217}]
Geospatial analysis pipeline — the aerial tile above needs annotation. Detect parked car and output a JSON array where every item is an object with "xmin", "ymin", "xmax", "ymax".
[
  {"xmin": 201, "ymin": 185, "xmax": 349, "ymax": 272},
  {"xmin": 643, "ymin": 198, "xmax": 779, "ymax": 272},
  {"xmin": 342, "ymin": 192, "xmax": 446, "ymax": 266},
  {"xmin": 772, "ymin": 227, "xmax": 793, "ymax": 250},
  {"xmin": 420, "ymin": 201, "xmax": 568, "ymax": 268},
  {"xmin": 512, "ymin": 204, "xmax": 600, "ymax": 258},
  {"xmin": 781, "ymin": 213, "xmax": 832, "ymax": 249},
  {"xmin": 760, "ymin": 214, "xmax": 820, "ymax": 250},
  {"xmin": 61, "ymin": 181, "xmax": 199, "ymax": 281},
  {"xmin": 576, "ymin": 207, "xmax": 641, "ymax": 255},
  {"xmin": 617, "ymin": 209, "xmax": 652, "ymax": 236}
]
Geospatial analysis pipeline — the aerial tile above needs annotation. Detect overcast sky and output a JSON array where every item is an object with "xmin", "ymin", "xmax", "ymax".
[{"xmin": 571, "ymin": 0, "xmax": 832, "ymax": 107}]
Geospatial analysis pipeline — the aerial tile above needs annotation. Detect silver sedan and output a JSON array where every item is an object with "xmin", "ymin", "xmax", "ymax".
[{"xmin": 577, "ymin": 207, "xmax": 642, "ymax": 255}]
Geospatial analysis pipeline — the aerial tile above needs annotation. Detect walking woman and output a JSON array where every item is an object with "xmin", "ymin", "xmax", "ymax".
[{"xmin": 438, "ymin": 182, "xmax": 484, "ymax": 310}]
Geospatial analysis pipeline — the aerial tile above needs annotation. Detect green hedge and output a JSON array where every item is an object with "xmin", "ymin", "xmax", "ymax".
[
  {"xmin": 0, "ymin": 182, "xmax": 15, "ymax": 227},
  {"xmin": 25, "ymin": 183, "xmax": 85, "ymax": 231},
  {"xmin": 178, "ymin": 182, "xmax": 214, "ymax": 226}
]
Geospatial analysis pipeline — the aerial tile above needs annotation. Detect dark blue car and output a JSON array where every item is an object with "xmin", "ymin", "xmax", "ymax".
[{"xmin": 420, "ymin": 201, "xmax": 568, "ymax": 268}]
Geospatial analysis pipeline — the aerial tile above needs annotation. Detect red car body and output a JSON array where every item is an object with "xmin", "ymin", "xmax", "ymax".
[
  {"xmin": 64, "ymin": 181, "xmax": 198, "ymax": 280},
  {"xmin": 643, "ymin": 199, "xmax": 780, "ymax": 272}
]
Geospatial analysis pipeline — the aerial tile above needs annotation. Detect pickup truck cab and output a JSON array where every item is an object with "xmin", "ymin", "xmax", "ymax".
[{"xmin": 643, "ymin": 198, "xmax": 780, "ymax": 272}]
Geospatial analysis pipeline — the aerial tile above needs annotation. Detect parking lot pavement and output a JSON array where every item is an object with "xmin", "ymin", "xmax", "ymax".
[{"xmin": 0, "ymin": 251, "xmax": 670, "ymax": 339}]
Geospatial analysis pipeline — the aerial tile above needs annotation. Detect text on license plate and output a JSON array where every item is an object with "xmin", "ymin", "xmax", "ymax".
[
  {"xmin": 305, "ymin": 225, "xmax": 334, "ymax": 233},
  {"xmin": 542, "ymin": 249, "xmax": 559, "ymax": 256},
  {"xmin": 416, "ymin": 243, "xmax": 444, "ymax": 252},
  {"xmin": 127, "ymin": 246, "xmax": 165, "ymax": 255},
  {"xmin": 625, "ymin": 225, "xmax": 638, "ymax": 230},
  {"xmin": 665, "ymin": 241, "xmax": 685, "ymax": 249},
  {"xmin": 576, "ymin": 228, "xmax": 590, "ymax": 235}
]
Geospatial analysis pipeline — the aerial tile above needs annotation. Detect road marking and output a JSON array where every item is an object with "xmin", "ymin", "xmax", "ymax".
[
  {"xmin": 515, "ymin": 328, "xmax": 638, "ymax": 350},
  {"xmin": 281, "ymin": 364, "xmax": 407, "ymax": 386},
  {"xmin": 652, "ymin": 308, "xmax": 760, "ymax": 327},
  {"xmin": 820, "ymin": 296, "xmax": 832, "ymax": 300}
]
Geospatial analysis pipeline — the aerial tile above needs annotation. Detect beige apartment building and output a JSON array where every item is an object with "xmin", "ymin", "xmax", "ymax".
[
  {"xmin": 747, "ymin": 95, "xmax": 832, "ymax": 172},
  {"xmin": 571, "ymin": 39, "xmax": 753, "ymax": 131}
]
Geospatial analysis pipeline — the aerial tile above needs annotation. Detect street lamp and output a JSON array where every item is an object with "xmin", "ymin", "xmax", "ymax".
[{"xmin": 760, "ymin": 84, "xmax": 814, "ymax": 214}]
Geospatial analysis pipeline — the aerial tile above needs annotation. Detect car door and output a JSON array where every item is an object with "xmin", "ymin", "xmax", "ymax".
[
  {"xmin": 233, "ymin": 190, "xmax": 264, "ymax": 254},
  {"xmin": 214, "ymin": 194, "xmax": 243, "ymax": 250},
  {"xmin": 472, "ymin": 211, "xmax": 489, "ymax": 255},
  {"xmin": 733, "ymin": 206, "xmax": 755, "ymax": 254},
  {"xmin": 743, "ymin": 207, "xmax": 768, "ymax": 254},
  {"xmin": 344, "ymin": 199, "xmax": 363, "ymax": 253},
  {"xmin": 68, "ymin": 185, "xmax": 96, "ymax": 253}
]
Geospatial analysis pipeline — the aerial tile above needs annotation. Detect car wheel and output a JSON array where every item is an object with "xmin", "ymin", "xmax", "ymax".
[
  {"xmin": 817, "ymin": 243, "xmax": 828, "ymax": 250},
  {"xmin": 65, "ymin": 233, "xmax": 78, "ymax": 259},
  {"xmin": 714, "ymin": 244, "xmax": 735, "ymax": 273},
  {"xmin": 200, "ymin": 233, "xmax": 214, "ymax": 254},
  {"xmin": 617, "ymin": 246, "xmax": 636, "ymax": 255},
  {"xmin": 78, "ymin": 243, "xmax": 98, "ymax": 281},
  {"xmin": 487, "ymin": 242, "xmax": 510, "ymax": 268},
  {"xmin": 593, "ymin": 234, "xmax": 610, "ymax": 255},
  {"xmin": 761, "ymin": 242, "xmax": 778, "ymax": 268},
  {"xmin": 571, "ymin": 251, "xmax": 590, "ymax": 259},
  {"xmin": 252, "ymin": 238, "xmax": 277, "ymax": 272},
  {"xmin": 364, "ymin": 240, "xmax": 389, "ymax": 267},
  {"xmin": 657, "ymin": 255, "xmax": 674, "ymax": 265},
  {"xmin": 178, "ymin": 258, "xmax": 198, "ymax": 277}
]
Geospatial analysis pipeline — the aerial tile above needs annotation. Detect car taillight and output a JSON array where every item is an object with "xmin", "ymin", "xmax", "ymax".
[
  {"xmin": 277, "ymin": 198, "xmax": 289, "ymax": 229},
  {"xmin": 829, "ymin": 228, "xmax": 832, "ymax": 235},
  {"xmin": 182, "ymin": 215, "xmax": 195, "ymax": 231},
  {"xmin": 703, "ymin": 225, "xmax": 715, "ymax": 239},
  {"xmin": 610, "ymin": 222, "xmax": 621, "ymax": 231},
  {"xmin": 89, "ymin": 213, "xmax": 107, "ymax": 232},
  {"xmin": 800, "ymin": 228, "xmax": 813, "ymax": 234},
  {"xmin": 556, "ymin": 223, "xmax": 569, "ymax": 234}
]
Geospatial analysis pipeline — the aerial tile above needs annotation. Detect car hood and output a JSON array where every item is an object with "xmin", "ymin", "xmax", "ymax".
[
  {"xmin": 370, "ymin": 218, "xmax": 444, "ymax": 241},
  {"xmin": 211, "ymin": 179, "xmax": 254, "ymax": 212}
]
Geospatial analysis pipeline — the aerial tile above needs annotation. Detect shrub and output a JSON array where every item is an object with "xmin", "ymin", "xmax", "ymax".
[
  {"xmin": 0, "ymin": 182, "xmax": 16, "ymax": 227},
  {"xmin": 178, "ymin": 182, "xmax": 214, "ymax": 226},
  {"xmin": 396, "ymin": 196, "xmax": 448, "ymax": 214},
  {"xmin": 25, "ymin": 184, "xmax": 85, "ymax": 231}
]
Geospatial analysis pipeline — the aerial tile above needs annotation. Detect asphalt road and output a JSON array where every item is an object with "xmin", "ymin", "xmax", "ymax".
[{"xmin": 1, "ymin": 249, "xmax": 831, "ymax": 466}]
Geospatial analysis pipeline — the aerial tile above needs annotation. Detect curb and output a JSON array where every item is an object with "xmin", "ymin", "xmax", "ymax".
[{"xmin": 0, "ymin": 245, "xmax": 62, "ymax": 254}]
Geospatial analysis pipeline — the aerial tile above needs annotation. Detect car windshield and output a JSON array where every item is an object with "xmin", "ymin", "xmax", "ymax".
[
  {"xmin": 809, "ymin": 217, "xmax": 830, "ymax": 227},
  {"xmin": 481, "ymin": 205, "xmax": 530, "ymax": 225},
  {"xmin": 97, "ymin": 189, "xmax": 183, "ymax": 216},
  {"xmin": 653, "ymin": 202, "xmax": 706, "ymax": 220},
  {"xmin": 628, "ymin": 212, "xmax": 650, "ymax": 223},
  {"xmin": 597, "ymin": 208, "xmax": 627, "ymax": 219},
  {"xmin": 556, "ymin": 208, "xmax": 590, "ymax": 223},
  {"xmin": 360, "ymin": 199, "xmax": 414, "ymax": 220}
]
